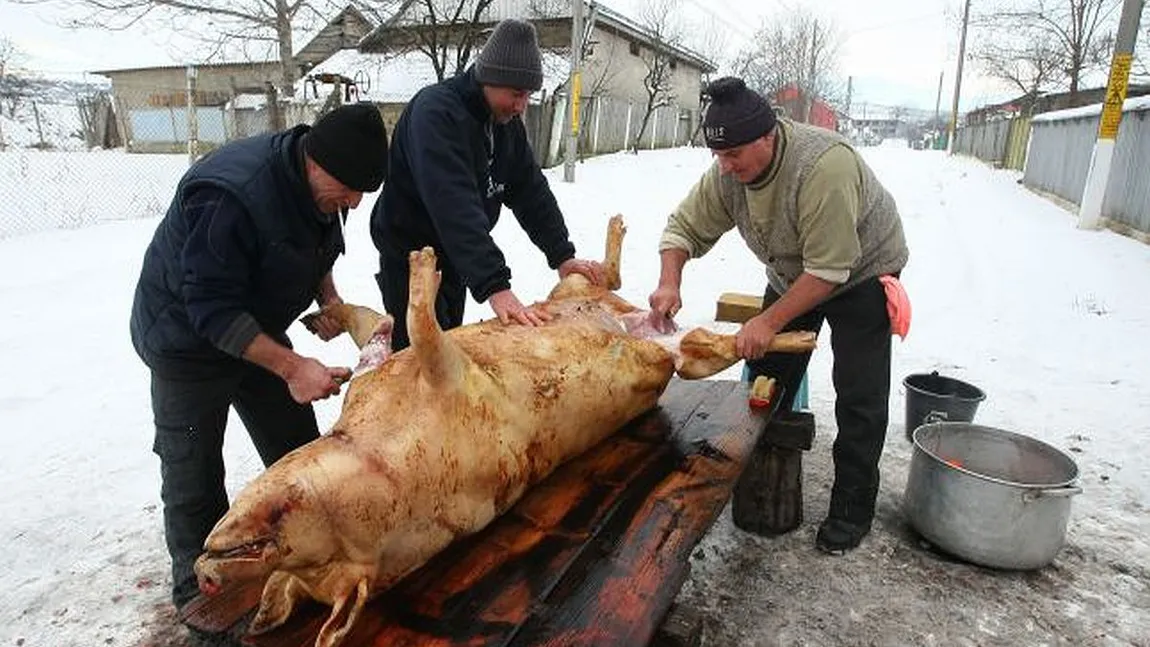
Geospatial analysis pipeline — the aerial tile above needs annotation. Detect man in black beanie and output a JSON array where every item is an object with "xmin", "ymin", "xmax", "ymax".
[
  {"xmin": 370, "ymin": 18, "xmax": 605, "ymax": 350},
  {"xmin": 129, "ymin": 101, "xmax": 388, "ymax": 612},
  {"xmin": 649, "ymin": 77, "xmax": 910, "ymax": 554}
]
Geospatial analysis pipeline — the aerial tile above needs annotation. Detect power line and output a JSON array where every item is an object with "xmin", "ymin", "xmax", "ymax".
[{"xmin": 681, "ymin": 0, "xmax": 756, "ymax": 41}]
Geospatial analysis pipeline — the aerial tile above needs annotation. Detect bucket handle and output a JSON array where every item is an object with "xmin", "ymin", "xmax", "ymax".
[
  {"xmin": 1023, "ymin": 486, "xmax": 1082, "ymax": 502},
  {"xmin": 923, "ymin": 410, "xmax": 949, "ymax": 424}
]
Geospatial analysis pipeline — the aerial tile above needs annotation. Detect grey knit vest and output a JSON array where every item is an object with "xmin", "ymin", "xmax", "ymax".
[{"xmin": 717, "ymin": 119, "xmax": 908, "ymax": 295}]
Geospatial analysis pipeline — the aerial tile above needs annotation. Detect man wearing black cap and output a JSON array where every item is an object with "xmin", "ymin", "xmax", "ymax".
[
  {"xmin": 370, "ymin": 18, "xmax": 605, "ymax": 350},
  {"xmin": 129, "ymin": 102, "xmax": 388, "ymax": 609},
  {"xmin": 649, "ymin": 77, "xmax": 909, "ymax": 554}
]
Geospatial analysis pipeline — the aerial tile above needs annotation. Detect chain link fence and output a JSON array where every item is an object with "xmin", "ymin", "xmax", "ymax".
[{"xmin": 0, "ymin": 76, "xmax": 342, "ymax": 239}]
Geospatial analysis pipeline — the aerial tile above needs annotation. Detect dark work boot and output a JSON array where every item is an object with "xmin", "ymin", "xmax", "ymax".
[
  {"xmin": 816, "ymin": 486, "xmax": 877, "ymax": 555},
  {"xmin": 172, "ymin": 569, "xmax": 200, "ymax": 610},
  {"xmin": 816, "ymin": 517, "xmax": 872, "ymax": 555}
]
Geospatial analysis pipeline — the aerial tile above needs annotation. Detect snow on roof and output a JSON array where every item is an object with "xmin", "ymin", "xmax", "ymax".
[{"xmin": 1031, "ymin": 94, "xmax": 1150, "ymax": 124}]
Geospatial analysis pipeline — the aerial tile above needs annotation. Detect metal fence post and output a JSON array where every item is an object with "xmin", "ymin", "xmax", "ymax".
[{"xmin": 186, "ymin": 65, "xmax": 198, "ymax": 164}]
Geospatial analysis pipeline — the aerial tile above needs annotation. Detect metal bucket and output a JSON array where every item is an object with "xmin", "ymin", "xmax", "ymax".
[
  {"xmin": 904, "ymin": 422, "xmax": 1081, "ymax": 570},
  {"xmin": 902, "ymin": 371, "xmax": 986, "ymax": 441}
]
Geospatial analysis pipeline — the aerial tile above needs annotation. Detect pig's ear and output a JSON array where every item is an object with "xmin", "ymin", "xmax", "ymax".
[
  {"xmin": 315, "ymin": 577, "xmax": 370, "ymax": 647},
  {"xmin": 407, "ymin": 247, "xmax": 469, "ymax": 389},
  {"xmin": 249, "ymin": 571, "xmax": 311, "ymax": 635}
]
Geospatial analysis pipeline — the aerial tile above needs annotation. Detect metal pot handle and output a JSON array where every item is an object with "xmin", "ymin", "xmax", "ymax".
[
  {"xmin": 924, "ymin": 410, "xmax": 949, "ymax": 424},
  {"xmin": 1023, "ymin": 486, "xmax": 1082, "ymax": 502}
]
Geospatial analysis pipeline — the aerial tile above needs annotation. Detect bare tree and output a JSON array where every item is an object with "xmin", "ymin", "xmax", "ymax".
[
  {"xmin": 364, "ymin": 0, "xmax": 497, "ymax": 82},
  {"xmin": 628, "ymin": 0, "xmax": 684, "ymax": 152},
  {"xmin": 731, "ymin": 5, "xmax": 842, "ymax": 120},
  {"xmin": 0, "ymin": 36, "xmax": 18, "ymax": 148},
  {"xmin": 973, "ymin": 34, "xmax": 1064, "ymax": 109},
  {"xmin": 0, "ymin": 37, "xmax": 33, "ymax": 123},
  {"xmin": 973, "ymin": 0, "xmax": 1120, "ymax": 96},
  {"xmin": 14, "ymin": 0, "xmax": 387, "ymax": 97}
]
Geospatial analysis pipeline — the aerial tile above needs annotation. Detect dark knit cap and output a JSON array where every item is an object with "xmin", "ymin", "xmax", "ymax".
[
  {"xmin": 304, "ymin": 102, "xmax": 388, "ymax": 192},
  {"xmin": 702, "ymin": 77, "xmax": 777, "ymax": 149},
  {"xmin": 474, "ymin": 19, "xmax": 544, "ymax": 91}
]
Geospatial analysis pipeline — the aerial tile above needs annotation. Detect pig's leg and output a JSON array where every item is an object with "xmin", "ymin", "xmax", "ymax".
[
  {"xmin": 302, "ymin": 304, "xmax": 392, "ymax": 350},
  {"xmin": 248, "ymin": 570, "xmax": 311, "ymax": 635},
  {"xmin": 674, "ymin": 328, "xmax": 818, "ymax": 379},
  {"xmin": 407, "ymin": 247, "xmax": 469, "ymax": 389},
  {"xmin": 548, "ymin": 214, "xmax": 626, "ymax": 301},
  {"xmin": 602, "ymin": 213, "xmax": 624, "ymax": 290},
  {"xmin": 315, "ymin": 577, "xmax": 370, "ymax": 647}
]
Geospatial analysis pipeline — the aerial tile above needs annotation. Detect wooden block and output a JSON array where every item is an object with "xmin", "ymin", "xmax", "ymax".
[
  {"xmin": 731, "ymin": 443, "xmax": 804, "ymax": 536},
  {"xmin": 763, "ymin": 411, "xmax": 816, "ymax": 451},
  {"xmin": 715, "ymin": 292, "xmax": 763, "ymax": 323},
  {"xmin": 650, "ymin": 602, "xmax": 704, "ymax": 647}
]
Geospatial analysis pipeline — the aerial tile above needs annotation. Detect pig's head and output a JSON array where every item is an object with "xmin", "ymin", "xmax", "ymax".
[{"xmin": 194, "ymin": 466, "xmax": 337, "ymax": 596}]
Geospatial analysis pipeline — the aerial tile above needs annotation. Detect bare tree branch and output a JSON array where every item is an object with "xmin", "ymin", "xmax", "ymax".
[
  {"xmin": 971, "ymin": 0, "xmax": 1120, "ymax": 96},
  {"xmin": 12, "ymin": 0, "xmax": 383, "ymax": 96},
  {"xmin": 731, "ymin": 5, "xmax": 842, "ymax": 120},
  {"xmin": 373, "ymin": 0, "xmax": 495, "ymax": 81},
  {"xmin": 629, "ymin": 0, "xmax": 684, "ymax": 151}
]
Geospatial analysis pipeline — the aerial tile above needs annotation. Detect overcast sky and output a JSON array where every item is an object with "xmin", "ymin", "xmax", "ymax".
[{"xmin": 2, "ymin": 0, "xmax": 1021, "ymax": 112}]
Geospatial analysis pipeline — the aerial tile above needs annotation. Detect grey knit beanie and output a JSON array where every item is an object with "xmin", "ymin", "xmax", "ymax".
[{"xmin": 474, "ymin": 19, "xmax": 544, "ymax": 91}]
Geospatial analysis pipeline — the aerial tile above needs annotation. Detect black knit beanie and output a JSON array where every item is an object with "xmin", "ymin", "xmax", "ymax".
[
  {"xmin": 702, "ymin": 77, "xmax": 777, "ymax": 149},
  {"xmin": 304, "ymin": 102, "xmax": 388, "ymax": 192},
  {"xmin": 474, "ymin": 19, "xmax": 544, "ymax": 91}
]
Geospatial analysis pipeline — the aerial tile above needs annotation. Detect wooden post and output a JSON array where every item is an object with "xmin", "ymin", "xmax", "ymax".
[
  {"xmin": 650, "ymin": 603, "xmax": 703, "ymax": 647},
  {"xmin": 732, "ymin": 411, "xmax": 815, "ymax": 536},
  {"xmin": 33, "ymin": 101, "xmax": 46, "ymax": 148}
]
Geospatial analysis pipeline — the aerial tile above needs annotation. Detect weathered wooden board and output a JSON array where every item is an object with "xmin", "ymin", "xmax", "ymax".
[{"xmin": 182, "ymin": 378, "xmax": 775, "ymax": 646}]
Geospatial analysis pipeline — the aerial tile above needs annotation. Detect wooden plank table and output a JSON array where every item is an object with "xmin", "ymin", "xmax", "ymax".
[{"xmin": 182, "ymin": 378, "xmax": 778, "ymax": 646}]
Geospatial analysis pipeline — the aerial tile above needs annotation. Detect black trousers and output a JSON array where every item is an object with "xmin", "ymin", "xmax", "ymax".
[
  {"xmin": 150, "ymin": 363, "xmax": 319, "ymax": 607},
  {"xmin": 746, "ymin": 277, "xmax": 892, "ymax": 525},
  {"xmin": 375, "ymin": 253, "xmax": 467, "ymax": 351}
]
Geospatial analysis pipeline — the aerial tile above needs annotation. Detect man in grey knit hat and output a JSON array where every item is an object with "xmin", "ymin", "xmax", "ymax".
[
  {"xmin": 648, "ymin": 77, "xmax": 910, "ymax": 555},
  {"xmin": 370, "ymin": 18, "xmax": 605, "ymax": 350}
]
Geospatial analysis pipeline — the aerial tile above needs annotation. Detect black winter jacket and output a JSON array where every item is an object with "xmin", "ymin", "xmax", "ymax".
[
  {"xmin": 130, "ymin": 126, "xmax": 343, "ymax": 378},
  {"xmin": 370, "ymin": 68, "xmax": 575, "ymax": 302}
]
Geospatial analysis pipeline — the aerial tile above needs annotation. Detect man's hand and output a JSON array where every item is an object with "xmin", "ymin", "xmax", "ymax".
[
  {"xmin": 647, "ymin": 284, "xmax": 682, "ymax": 331},
  {"xmin": 302, "ymin": 310, "xmax": 345, "ymax": 341},
  {"xmin": 736, "ymin": 312, "xmax": 780, "ymax": 360},
  {"xmin": 284, "ymin": 357, "xmax": 352, "ymax": 404},
  {"xmin": 489, "ymin": 289, "xmax": 552, "ymax": 326},
  {"xmin": 558, "ymin": 258, "xmax": 607, "ymax": 286}
]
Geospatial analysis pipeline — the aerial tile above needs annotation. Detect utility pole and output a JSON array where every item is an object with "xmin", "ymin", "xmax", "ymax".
[
  {"xmin": 805, "ymin": 20, "xmax": 818, "ymax": 123},
  {"xmin": 845, "ymin": 76, "xmax": 853, "ymax": 134},
  {"xmin": 947, "ymin": 0, "xmax": 972, "ymax": 154},
  {"xmin": 186, "ymin": 64, "xmax": 199, "ymax": 165},
  {"xmin": 934, "ymin": 70, "xmax": 944, "ymax": 125},
  {"xmin": 563, "ymin": 0, "xmax": 584, "ymax": 183},
  {"xmin": 1078, "ymin": 0, "xmax": 1144, "ymax": 230}
]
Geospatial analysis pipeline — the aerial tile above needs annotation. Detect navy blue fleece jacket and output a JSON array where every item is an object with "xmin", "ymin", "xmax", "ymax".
[{"xmin": 370, "ymin": 67, "xmax": 575, "ymax": 302}]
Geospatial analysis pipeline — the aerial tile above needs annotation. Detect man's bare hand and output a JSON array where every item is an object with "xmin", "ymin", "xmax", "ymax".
[
  {"xmin": 488, "ymin": 289, "xmax": 552, "ymax": 327},
  {"xmin": 558, "ymin": 258, "xmax": 608, "ymax": 286},
  {"xmin": 736, "ymin": 313, "xmax": 779, "ymax": 360},
  {"xmin": 285, "ymin": 358, "xmax": 351, "ymax": 403},
  {"xmin": 302, "ymin": 310, "xmax": 344, "ymax": 341}
]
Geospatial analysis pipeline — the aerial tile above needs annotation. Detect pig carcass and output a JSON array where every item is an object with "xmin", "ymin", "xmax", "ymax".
[{"xmin": 193, "ymin": 216, "xmax": 815, "ymax": 647}]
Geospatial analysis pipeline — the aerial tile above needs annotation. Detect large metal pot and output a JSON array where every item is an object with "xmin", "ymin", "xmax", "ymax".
[{"xmin": 904, "ymin": 422, "xmax": 1081, "ymax": 570}]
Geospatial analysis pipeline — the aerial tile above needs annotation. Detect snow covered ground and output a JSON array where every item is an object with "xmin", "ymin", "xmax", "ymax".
[{"xmin": 0, "ymin": 142, "xmax": 1147, "ymax": 646}]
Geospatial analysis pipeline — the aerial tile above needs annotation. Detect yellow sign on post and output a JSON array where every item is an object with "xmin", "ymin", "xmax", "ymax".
[
  {"xmin": 571, "ymin": 72, "xmax": 582, "ymax": 136},
  {"xmin": 1099, "ymin": 53, "xmax": 1133, "ymax": 140}
]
